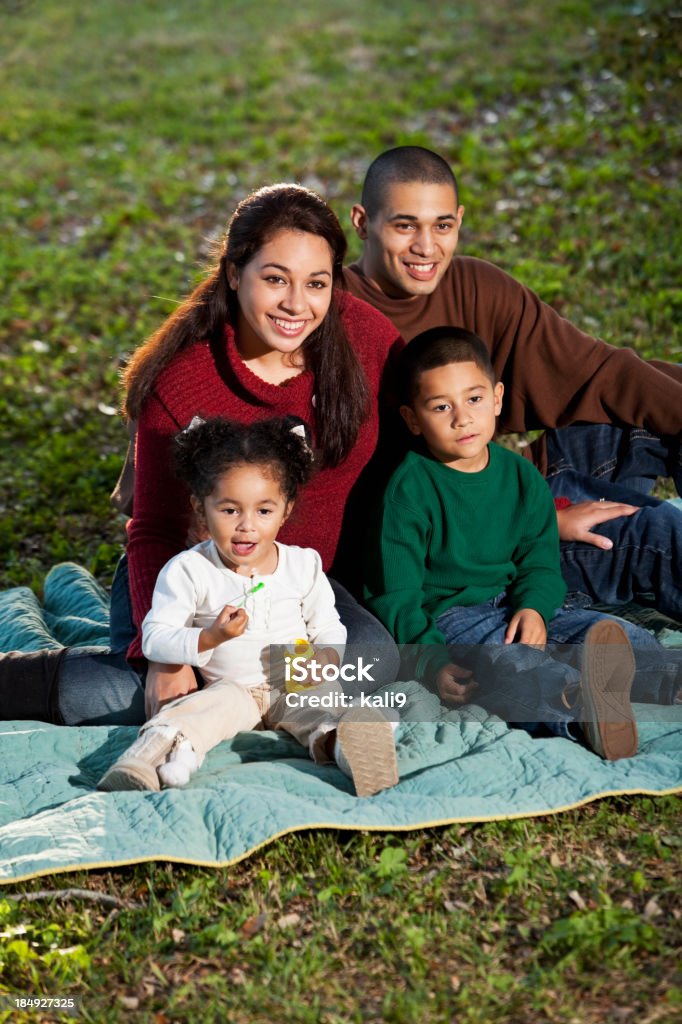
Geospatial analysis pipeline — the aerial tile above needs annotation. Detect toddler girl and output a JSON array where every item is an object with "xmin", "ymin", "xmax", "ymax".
[{"xmin": 98, "ymin": 416, "xmax": 399, "ymax": 797}]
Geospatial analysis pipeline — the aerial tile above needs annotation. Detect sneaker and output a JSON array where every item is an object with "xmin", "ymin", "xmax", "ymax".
[
  {"xmin": 335, "ymin": 707, "xmax": 399, "ymax": 797},
  {"xmin": 579, "ymin": 620, "xmax": 637, "ymax": 761},
  {"xmin": 97, "ymin": 725, "xmax": 178, "ymax": 792}
]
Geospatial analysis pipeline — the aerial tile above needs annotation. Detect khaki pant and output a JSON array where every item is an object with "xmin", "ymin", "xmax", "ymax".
[{"xmin": 142, "ymin": 678, "xmax": 345, "ymax": 763}]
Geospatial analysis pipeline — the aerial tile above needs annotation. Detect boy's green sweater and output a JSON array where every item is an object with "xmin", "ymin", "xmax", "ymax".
[{"xmin": 364, "ymin": 443, "xmax": 567, "ymax": 682}]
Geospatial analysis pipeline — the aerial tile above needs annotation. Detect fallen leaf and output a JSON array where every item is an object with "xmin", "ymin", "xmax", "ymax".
[
  {"xmin": 474, "ymin": 879, "xmax": 488, "ymax": 903},
  {"xmin": 568, "ymin": 890, "xmax": 586, "ymax": 910},
  {"xmin": 241, "ymin": 912, "xmax": 266, "ymax": 937},
  {"xmin": 276, "ymin": 913, "xmax": 301, "ymax": 929},
  {"xmin": 643, "ymin": 898, "xmax": 662, "ymax": 919}
]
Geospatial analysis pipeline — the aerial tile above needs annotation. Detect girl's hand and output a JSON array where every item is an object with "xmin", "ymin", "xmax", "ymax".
[
  {"xmin": 199, "ymin": 606, "xmax": 248, "ymax": 652},
  {"xmin": 436, "ymin": 663, "xmax": 478, "ymax": 705},
  {"xmin": 504, "ymin": 609, "xmax": 547, "ymax": 646},
  {"xmin": 145, "ymin": 662, "xmax": 198, "ymax": 720}
]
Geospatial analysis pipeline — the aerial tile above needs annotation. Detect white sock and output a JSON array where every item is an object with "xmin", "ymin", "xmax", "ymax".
[
  {"xmin": 158, "ymin": 738, "xmax": 203, "ymax": 788},
  {"xmin": 333, "ymin": 735, "xmax": 352, "ymax": 778}
]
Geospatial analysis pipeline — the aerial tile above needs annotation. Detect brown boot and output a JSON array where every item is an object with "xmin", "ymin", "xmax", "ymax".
[
  {"xmin": 335, "ymin": 707, "xmax": 399, "ymax": 797},
  {"xmin": 579, "ymin": 620, "xmax": 637, "ymax": 761}
]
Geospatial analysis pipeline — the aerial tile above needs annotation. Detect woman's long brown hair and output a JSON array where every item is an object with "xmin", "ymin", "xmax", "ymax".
[{"xmin": 123, "ymin": 184, "xmax": 370, "ymax": 467}]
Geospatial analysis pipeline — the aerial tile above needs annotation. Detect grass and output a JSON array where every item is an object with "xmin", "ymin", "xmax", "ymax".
[
  {"xmin": 0, "ymin": 0, "xmax": 680, "ymax": 1019},
  {"xmin": 1, "ymin": 800, "xmax": 681, "ymax": 1022}
]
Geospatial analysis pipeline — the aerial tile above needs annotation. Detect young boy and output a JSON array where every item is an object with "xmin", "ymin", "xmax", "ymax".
[{"xmin": 364, "ymin": 326, "xmax": 680, "ymax": 759}]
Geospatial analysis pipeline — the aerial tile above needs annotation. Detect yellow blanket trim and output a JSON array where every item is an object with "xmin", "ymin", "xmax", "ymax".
[{"xmin": 1, "ymin": 784, "xmax": 680, "ymax": 886}]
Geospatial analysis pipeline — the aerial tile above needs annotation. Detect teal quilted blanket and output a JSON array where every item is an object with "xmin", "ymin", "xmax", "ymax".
[{"xmin": 0, "ymin": 564, "xmax": 680, "ymax": 883}]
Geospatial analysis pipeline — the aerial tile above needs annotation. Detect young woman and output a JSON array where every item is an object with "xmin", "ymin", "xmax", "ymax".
[{"xmin": 1, "ymin": 184, "xmax": 403, "ymax": 726}]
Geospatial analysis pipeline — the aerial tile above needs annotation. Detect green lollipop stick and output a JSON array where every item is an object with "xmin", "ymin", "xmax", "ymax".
[{"xmin": 231, "ymin": 581, "xmax": 265, "ymax": 609}]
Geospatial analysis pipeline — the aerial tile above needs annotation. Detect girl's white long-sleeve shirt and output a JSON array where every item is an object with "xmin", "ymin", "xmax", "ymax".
[{"xmin": 141, "ymin": 540, "xmax": 346, "ymax": 688}]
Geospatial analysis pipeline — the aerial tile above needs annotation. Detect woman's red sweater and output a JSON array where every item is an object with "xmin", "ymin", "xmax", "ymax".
[{"xmin": 125, "ymin": 292, "xmax": 402, "ymax": 658}]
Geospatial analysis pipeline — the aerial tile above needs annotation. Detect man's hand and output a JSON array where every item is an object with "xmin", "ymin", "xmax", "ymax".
[
  {"xmin": 199, "ymin": 606, "xmax": 248, "ymax": 652},
  {"xmin": 145, "ymin": 662, "xmax": 199, "ymax": 719},
  {"xmin": 436, "ymin": 663, "xmax": 478, "ymax": 706},
  {"xmin": 556, "ymin": 501, "xmax": 639, "ymax": 549},
  {"xmin": 504, "ymin": 608, "xmax": 547, "ymax": 646}
]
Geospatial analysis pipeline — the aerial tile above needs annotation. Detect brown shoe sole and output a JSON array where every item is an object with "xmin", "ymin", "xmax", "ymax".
[
  {"xmin": 336, "ymin": 707, "xmax": 399, "ymax": 798},
  {"xmin": 580, "ymin": 620, "xmax": 637, "ymax": 761},
  {"xmin": 97, "ymin": 759, "xmax": 160, "ymax": 792}
]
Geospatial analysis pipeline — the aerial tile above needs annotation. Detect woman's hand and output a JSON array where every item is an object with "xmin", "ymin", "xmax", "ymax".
[
  {"xmin": 436, "ymin": 663, "xmax": 478, "ymax": 705},
  {"xmin": 556, "ymin": 501, "xmax": 638, "ymax": 548},
  {"xmin": 199, "ymin": 606, "xmax": 248, "ymax": 652},
  {"xmin": 504, "ymin": 608, "xmax": 547, "ymax": 646},
  {"xmin": 145, "ymin": 662, "xmax": 199, "ymax": 719}
]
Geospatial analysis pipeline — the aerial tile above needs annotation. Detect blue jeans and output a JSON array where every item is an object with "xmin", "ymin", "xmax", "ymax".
[
  {"xmin": 57, "ymin": 647, "xmax": 147, "ymax": 726},
  {"xmin": 436, "ymin": 595, "xmax": 680, "ymax": 741},
  {"xmin": 545, "ymin": 425, "xmax": 682, "ymax": 621},
  {"xmin": 55, "ymin": 558, "xmax": 399, "ymax": 726}
]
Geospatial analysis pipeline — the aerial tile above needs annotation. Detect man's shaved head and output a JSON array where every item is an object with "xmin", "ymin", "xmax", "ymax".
[{"xmin": 361, "ymin": 146, "xmax": 459, "ymax": 218}]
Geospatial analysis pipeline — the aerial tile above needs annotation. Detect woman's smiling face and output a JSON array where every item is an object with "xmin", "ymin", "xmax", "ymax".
[{"xmin": 228, "ymin": 228, "xmax": 334, "ymax": 363}]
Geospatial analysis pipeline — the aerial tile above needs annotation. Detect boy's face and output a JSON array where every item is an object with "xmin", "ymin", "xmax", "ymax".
[
  {"xmin": 351, "ymin": 182, "xmax": 464, "ymax": 299},
  {"xmin": 400, "ymin": 361, "xmax": 503, "ymax": 472}
]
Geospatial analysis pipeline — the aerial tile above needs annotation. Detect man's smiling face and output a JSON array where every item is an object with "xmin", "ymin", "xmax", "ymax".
[{"xmin": 352, "ymin": 181, "xmax": 464, "ymax": 299}]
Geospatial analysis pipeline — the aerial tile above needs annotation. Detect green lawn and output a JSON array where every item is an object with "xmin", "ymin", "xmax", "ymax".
[{"xmin": 1, "ymin": 1, "xmax": 680, "ymax": 1020}]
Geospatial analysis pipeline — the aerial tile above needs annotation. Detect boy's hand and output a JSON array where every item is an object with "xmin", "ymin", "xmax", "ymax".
[
  {"xmin": 504, "ymin": 609, "xmax": 547, "ymax": 646},
  {"xmin": 556, "ymin": 501, "xmax": 638, "ymax": 548},
  {"xmin": 199, "ymin": 606, "xmax": 248, "ymax": 652},
  {"xmin": 436, "ymin": 663, "xmax": 478, "ymax": 706}
]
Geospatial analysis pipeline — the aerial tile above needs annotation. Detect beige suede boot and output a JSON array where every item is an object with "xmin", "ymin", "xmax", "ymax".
[
  {"xmin": 97, "ymin": 725, "xmax": 180, "ymax": 792},
  {"xmin": 335, "ymin": 707, "xmax": 399, "ymax": 798}
]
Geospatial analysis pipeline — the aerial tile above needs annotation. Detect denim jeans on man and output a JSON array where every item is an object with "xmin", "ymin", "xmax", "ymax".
[{"xmin": 545, "ymin": 425, "xmax": 682, "ymax": 621}]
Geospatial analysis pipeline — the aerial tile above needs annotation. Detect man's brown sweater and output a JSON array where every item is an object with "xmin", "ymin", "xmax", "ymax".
[{"xmin": 344, "ymin": 256, "xmax": 681, "ymax": 473}]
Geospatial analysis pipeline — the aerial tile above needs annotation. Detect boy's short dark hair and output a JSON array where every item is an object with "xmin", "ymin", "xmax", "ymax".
[
  {"xmin": 361, "ymin": 146, "xmax": 459, "ymax": 218},
  {"xmin": 399, "ymin": 326, "xmax": 496, "ymax": 405}
]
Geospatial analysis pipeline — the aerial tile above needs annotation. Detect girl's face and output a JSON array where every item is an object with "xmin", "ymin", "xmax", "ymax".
[
  {"xmin": 227, "ymin": 228, "xmax": 334, "ymax": 363},
  {"xmin": 192, "ymin": 463, "xmax": 291, "ymax": 575}
]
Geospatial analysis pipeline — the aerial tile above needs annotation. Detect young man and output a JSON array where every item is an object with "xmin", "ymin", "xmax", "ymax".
[
  {"xmin": 363, "ymin": 327, "xmax": 681, "ymax": 759},
  {"xmin": 343, "ymin": 146, "xmax": 682, "ymax": 620}
]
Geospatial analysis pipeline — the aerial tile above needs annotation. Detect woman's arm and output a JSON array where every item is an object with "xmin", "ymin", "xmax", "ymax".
[
  {"xmin": 125, "ymin": 395, "xmax": 193, "ymax": 659},
  {"xmin": 123, "ymin": 395, "xmax": 203, "ymax": 717}
]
